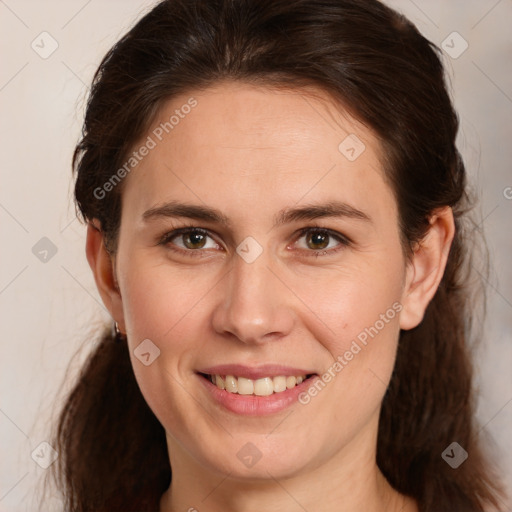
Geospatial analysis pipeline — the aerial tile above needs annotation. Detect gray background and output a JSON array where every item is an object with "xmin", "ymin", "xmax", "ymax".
[{"xmin": 0, "ymin": 1, "xmax": 510, "ymax": 510}]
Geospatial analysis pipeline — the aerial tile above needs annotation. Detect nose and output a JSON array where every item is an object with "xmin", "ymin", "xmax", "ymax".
[{"xmin": 211, "ymin": 249, "xmax": 295, "ymax": 345}]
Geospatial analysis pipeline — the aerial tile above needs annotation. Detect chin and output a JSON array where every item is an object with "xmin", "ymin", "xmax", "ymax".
[{"xmin": 196, "ymin": 435, "xmax": 319, "ymax": 481}]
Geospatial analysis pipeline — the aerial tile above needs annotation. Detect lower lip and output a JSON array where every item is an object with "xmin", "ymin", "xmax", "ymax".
[{"xmin": 197, "ymin": 374, "xmax": 317, "ymax": 416}]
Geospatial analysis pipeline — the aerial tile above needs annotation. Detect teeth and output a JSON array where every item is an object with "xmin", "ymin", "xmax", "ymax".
[
  {"xmin": 286, "ymin": 376, "xmax": 297, "ymax": 389},
  {"xmin": 215, "ymin": 375, "xmax": 225, "ymax": 390},
  {"xmin": 224, "ymin": 375, "xmax": 237, "ymax": 393},
  {"xmin": 254, "ymin": 377, "xmax": 273, "ymax": 396},
  {"xmin": 208, "ymin": 374, "xmax": 308, "ymax": 395},
  {"xmin": 273, "ymin": 376, "xmax": 287, "ymax": 393},
  {"xmin": 237, "ymin": 377, "xmax": 254, "ymax": 395}
]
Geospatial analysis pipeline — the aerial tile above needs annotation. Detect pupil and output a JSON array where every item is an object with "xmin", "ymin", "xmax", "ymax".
[
  {"xmin": 185, "ymin": 231, "xmax": 205, "ymax": 248},
  {"xmin": 308, "ymin": 232, "xmax": 328, "ymax": 250}
]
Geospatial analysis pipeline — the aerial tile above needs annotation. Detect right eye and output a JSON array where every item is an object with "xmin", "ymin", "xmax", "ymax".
[{"xmin": 158, "ymin": 227, "xmax": 222, "ymax": 255}]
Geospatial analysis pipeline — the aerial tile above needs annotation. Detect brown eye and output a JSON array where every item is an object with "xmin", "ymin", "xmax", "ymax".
[
  {"xmin": 160, "ymin": 228, "xmax": 220, "ymax": 253},
  {"xmin": 305, "ymin": 231, "xmax": 330, "ymax": 250},
  {"xmin": 294, "ymin": 227, "xmax": 351, "ymax": 255},
  {"xmin": 183, "ymin": 231, "xmax": 207, "ymax": 249}
]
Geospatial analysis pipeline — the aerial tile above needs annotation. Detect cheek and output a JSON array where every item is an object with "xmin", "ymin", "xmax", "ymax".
[
  {"xmin": 120, "ymin": 256, "xmax": 213, "ymax": 342},
  {"xmin": 290, "ymin": 256, "xmax": 404, "ymax": 417},
  {"xmin": 118, "ymin": 257, "xmax": 210, "ymax": 403},
  {"xmin": 118, "ymin": 263, "xmax": 215, "ymax": 444},
  {"xmin": 291, "ymin": 256, "xmax": 404, "ymax": 352}
]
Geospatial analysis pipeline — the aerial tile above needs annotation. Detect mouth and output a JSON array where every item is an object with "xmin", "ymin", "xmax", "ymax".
[
  {"xmin": 198, "ymin": 372, "xmax": 317, "ymax": 396},
  {"xmin": 195, "ymin": 364, "xmax": 319, "ymax": 415}
]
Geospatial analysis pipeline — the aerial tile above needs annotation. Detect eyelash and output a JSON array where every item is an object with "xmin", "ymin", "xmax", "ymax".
[
  {"xmin": 158, "ymin": 226, "xmax": 215, "ymax": 259},
  {"xmin": 157, "ymin": 225, "xmax": 352, "ymax": 258},
  {"xmin": 294, "ymin": 226, "xmax": 351, "ymax": 257}
]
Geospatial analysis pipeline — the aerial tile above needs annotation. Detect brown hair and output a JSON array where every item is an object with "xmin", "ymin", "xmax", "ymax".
[{"xmin": 48, "ymin": 0, "xmax": 506, "ymax": 510}]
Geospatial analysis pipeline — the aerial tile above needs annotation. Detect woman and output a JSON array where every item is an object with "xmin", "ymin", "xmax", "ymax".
[{"xmin": 48, "ymin": 0, "xmax": 506, "ymax": 510}]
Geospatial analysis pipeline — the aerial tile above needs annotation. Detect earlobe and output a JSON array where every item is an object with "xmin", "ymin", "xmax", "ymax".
[
  {"xmin": 85, "ymin": 220, "xmax": 126, "ymax": 332},
  {"xmin": 399, "ymin": 207, "xmax": 455, "ymax": 330}
]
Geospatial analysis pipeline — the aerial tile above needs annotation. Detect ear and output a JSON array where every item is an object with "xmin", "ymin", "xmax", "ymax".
[
  {"xmin": 85, "ymin": 220, "xmax": 126, "ymax": 334},
  {"xmin": 399, "ymin": 207, "xmax": 455, "ymax": 330}
]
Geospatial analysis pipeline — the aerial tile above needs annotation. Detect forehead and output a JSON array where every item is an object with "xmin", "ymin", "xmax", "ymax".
[{"xmin": 121, "ymin": 81, "xmax": 396, "ymax": 227}]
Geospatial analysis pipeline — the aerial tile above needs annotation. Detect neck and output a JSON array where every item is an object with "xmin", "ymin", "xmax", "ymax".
[{"xmin": 159, "ymin": 420, "xmax": 417, "ymax": 512}]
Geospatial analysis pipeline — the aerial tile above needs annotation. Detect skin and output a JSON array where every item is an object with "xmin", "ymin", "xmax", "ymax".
[{"xmin": 86, "ymin": 81, "xmax": 454, "ymax": 512}]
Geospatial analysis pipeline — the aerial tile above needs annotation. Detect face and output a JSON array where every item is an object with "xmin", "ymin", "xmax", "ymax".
[{"xmin": 110, "ymin": 82, "xmax": 411, "ymax": 480}]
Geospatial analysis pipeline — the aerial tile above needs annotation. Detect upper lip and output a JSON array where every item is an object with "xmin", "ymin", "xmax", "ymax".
[{"xmin": 197, "ymin": 364, "xmax": 316, "ymax": 380}]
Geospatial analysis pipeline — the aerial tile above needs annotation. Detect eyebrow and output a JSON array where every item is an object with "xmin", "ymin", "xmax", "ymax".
[
  {"xmin": 142, "ymin": 200, "xmax": 372, "ymax": 227},
  {"xmin": 143, "ymin": 200, "xmax": 230, "ymax": 225},
  {"xmin": 274, "ymin": 201, "xmax": 371, "ymax": 225}
]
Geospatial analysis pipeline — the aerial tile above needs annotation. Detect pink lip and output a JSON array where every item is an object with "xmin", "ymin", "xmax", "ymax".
[
  {"xmin": 196, "ymin": 364, "xmax": 314, "ymax": 380},
  {"xmin": 197, "ymin": 373, "xmax": 317, "ymax": 416}
]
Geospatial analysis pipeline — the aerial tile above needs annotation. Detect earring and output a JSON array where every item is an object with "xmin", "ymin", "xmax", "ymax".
[{"xmin": 113, "ymin": 322, "xmax": 127, "ymax": 342}]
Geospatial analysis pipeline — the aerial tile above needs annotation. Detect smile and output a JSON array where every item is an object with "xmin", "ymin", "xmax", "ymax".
[
  {"xmin": 196, "ymin": 364, "xmax": 318, "ymax": 415},
  {"xmin": 204, "ymin": 374, "xmax": 310, "ymax": 396}
]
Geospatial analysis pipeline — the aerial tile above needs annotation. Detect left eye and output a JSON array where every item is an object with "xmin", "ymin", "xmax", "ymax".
[{"xmin": 294, "ymin": 228, "xmax": 349, "ymax": 252}]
